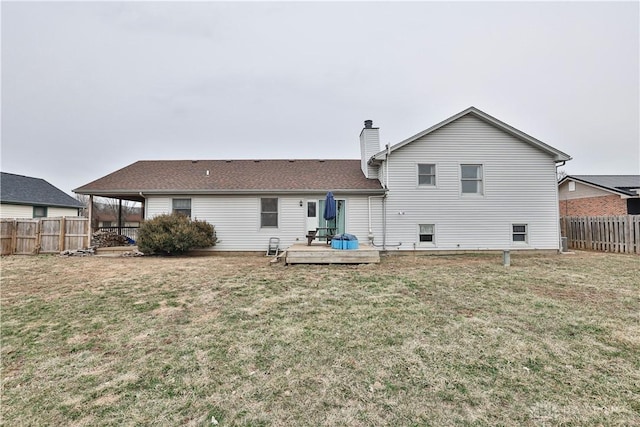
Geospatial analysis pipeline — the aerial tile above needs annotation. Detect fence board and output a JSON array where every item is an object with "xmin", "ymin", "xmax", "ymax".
[
  {"xmin": 0, "ymin": 217, "xmax": 89, "ymax": 255},
  {"xmin": 40, "ymin": 218, "xmax": 62, "ymax": 253},
  {"xmin": 15, "ymin": 220, "xmax": 39, "ymax": 254},
  {"xmin": 1, "ymin": 220, "xmax": 16, "ymax": 255},
  {"xmin": 562, "ymin": 215, "xmax": 639, "ymax": 255}
]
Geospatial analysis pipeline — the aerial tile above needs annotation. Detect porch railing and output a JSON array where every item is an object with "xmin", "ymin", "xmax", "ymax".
[{"xmin": 97, "ymin": 226, "xmax": 139, "ymax": 242}]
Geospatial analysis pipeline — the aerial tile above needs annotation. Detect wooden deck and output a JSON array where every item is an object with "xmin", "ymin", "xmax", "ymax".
[{"xmin": 284, "ymin": 243, "xmax": 380, "ymax": 265}]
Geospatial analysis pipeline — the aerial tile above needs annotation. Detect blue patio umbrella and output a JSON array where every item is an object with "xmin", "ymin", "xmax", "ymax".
[{"xmin": 323, "ymin": 191, "xmax": 336, "ymax": 221}]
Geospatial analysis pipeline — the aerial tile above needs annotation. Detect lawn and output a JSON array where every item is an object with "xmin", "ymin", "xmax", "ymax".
[{"xmin": 1, "ymin": 251, "xmax": 639, "ymax": 426}]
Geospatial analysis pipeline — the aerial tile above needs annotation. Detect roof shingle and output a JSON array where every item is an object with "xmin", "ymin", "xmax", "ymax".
[
  {"xmin": 74, "ymin": 160, "xmax": 384, "ymax": 196},
  {"xmin": 1, "ymin": 172, "xmax": 84, "ymax": 208}
]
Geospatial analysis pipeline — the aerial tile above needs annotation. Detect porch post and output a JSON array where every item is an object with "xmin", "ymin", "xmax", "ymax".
[
  {"xmin": 88, "ymin": 195, "xmax": 94, "ymax": 236},
  {"xmin": 118, "ymin": 198, "xmax": 123, "ymax": 236}
]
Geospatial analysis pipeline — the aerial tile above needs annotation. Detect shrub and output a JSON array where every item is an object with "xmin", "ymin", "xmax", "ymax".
[{"xmin": 137, "ymin": 214, "xmax": 216, "ymax": 255}]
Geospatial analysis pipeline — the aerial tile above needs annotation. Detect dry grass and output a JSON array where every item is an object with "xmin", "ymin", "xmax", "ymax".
[{"xmin": 1, "ymin": 251, "xmax": 639, "ymax": 426}]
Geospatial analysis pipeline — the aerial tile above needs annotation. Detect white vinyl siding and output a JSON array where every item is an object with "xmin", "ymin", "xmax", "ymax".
[
  {"xmin": 47, "ymin": 207, "xmax": 80, "ymax": 217},
  {"xmin": 379, "ymin": 114, "xmax": 561, "ymax": 251},
  {"xmin": 146, "ymin": 194, "xmax": 375, "ymax": 251},
  {"xmin": 0, "ymin": 204, "xmax": 79, "ymax": 219}
]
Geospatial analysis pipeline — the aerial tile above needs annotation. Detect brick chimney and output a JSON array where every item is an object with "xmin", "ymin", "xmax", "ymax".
[{"xmin": 360, "ymin": 120, "xmax": 380, "ymax": 178}]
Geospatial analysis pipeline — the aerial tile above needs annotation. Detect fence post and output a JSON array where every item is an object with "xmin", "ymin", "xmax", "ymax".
[
  {"xmin": 58, "ymin": 217, "xmax": 66, "ymax": 252},
  {"xmin": 11, "ymin": 220, "xmax": 17, "ymax": 255},
  {"xmin": 34, "ymin": 219, "xmax": 41, "ymax": 255}
]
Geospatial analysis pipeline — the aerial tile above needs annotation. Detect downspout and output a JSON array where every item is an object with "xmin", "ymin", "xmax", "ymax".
[{"xmin": 384, "ymin": 143, "xmax": 391, "ymax": 250}]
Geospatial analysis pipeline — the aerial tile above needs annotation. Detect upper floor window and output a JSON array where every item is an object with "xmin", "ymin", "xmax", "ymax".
[
  {"xmin": 261, "ymin": 198, "xmax": 278, "ymax": 228},
  {"xmin": 418, "ymin": 164, "xmax": 436, "ymax": 186},
  {"xmin": 33, "ymin": 206, "xmax": 47, "ymax": 218},
  {"xmin": 172, "ymin": 198, "xmax": 192, "ymax": 218},
  {"xmin": 461, "ymin": 164, "xmax": 483, "ymax": 195},
  {"xmin": 568, "ymin": 181, "xmax": 576, "ymax": 192}
]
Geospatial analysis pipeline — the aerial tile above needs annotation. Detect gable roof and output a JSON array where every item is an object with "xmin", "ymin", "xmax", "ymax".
[
  {"xmin": 1, "ymin": 172, "xmax": 84, "ymax": 208},
  {"xmin": 74, "ymin": 159, "xmax": 384, "ymax": 200},
  {"xmin": 371, "ymin": 106, "xmax": 572, "ymax": 163},
  {"xmin": 559, "ymin": 175, "xmax": 640, "ymax": 197}
]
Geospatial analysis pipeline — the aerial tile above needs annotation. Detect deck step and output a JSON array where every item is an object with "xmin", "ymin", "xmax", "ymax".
[{"xmin": 284, "ymin": 243, "xmax": 380, "ymax": 264}]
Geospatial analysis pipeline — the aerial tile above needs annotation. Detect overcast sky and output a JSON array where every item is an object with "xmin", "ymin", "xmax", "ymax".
[{"xmin": 2, "ymin": 1, "xmax": 639, "ymax": 196}]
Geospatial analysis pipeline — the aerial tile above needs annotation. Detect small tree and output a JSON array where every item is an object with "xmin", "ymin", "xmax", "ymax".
[{"xmin": 137, "ymin": 214, "xmax": 216, "ymax": 255}]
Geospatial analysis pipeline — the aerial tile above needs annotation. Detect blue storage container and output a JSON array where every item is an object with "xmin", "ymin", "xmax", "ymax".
[
  {"xmin": 337, "ymin": 234, "xmax": 358, "ymax": 250},
  {"xmin": 346, "ymin": 240, "xmax": 359, "ymax": 250},
  {"xmin": 331, "ymin": 235, "xmax": 344, "ymax": 249}
]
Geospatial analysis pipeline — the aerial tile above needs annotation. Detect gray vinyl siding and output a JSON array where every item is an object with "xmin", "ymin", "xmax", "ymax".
[
  {"xmin": 381, "ymin": 115, "xmax": 561, "ymax": 250},
  {"xmin": 145, "ymin": 194, "xmax": 375, "ymax": 251},
  {"xmin": 558, "ymin": 180, "xmax": 612, "ymax": 200}
]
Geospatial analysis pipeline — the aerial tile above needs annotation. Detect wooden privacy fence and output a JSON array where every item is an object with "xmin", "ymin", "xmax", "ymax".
[
  {"xmin": 561, "ymin": 215, "xmax": 640, "ymax": 254},
  {"xmin": 1, "ymin": 217, "xmax": 90, "ymax": 255}
]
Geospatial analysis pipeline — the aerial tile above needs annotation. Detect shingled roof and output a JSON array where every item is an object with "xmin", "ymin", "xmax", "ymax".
[
  {"xmin": 1, "ymin": 172, "xmax": 84, "ymax": 208},
  {"xmin": 74, "ymin": 160, "xmax": 384, "ymax": 200}
]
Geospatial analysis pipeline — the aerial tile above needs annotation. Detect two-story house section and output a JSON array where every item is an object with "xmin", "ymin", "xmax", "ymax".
[{"xmin": 364, "ymin": 107, "xmax": 571, "ymax": 251}]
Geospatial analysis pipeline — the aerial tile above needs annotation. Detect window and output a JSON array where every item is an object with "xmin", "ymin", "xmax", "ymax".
[
  {"xmin": 461, "ymin": 164, "xmax": 483, "ymax": 195},
  {"xmin": 512, "ymin": 224, "xmax": 528, "ymax": 243},
  {"xmin": 261, "ymin": 198, "xmax": 278, "ymax": 228},
  {"xmin": 419, "ymin": 224, "xmax": 435, "ymax": 243},
  {"xmin": 568, "ymin": 181, "xmax": 576, "ymax": 192},
  {"xmin": 307, "ymin": 201, "xmax": 316, "ymax": 217},
  {"xmin": 418, "ymin": 164, "xmax": 436, "ymax": 186},
  {"xmin": 33, "ymin": 206, "xmax": 47, "ymax": 218},
  {"xmin": 172, "ymin": 199, "xmax": 192, "ymax": 217}
]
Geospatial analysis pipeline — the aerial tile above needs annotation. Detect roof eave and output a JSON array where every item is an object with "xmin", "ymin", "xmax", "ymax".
[{"xmin": 74, "ymin": 188, "xmax": 386, "ymax": 196}]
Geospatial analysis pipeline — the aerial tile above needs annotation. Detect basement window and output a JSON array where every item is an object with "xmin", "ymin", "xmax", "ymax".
[
  {"xmin": 512, "ymin": 224, "xmax": 528, "ymax": 243},
  {"xmin": 172, "ymin": 199, "xmax": 192, "ymax": 218},
  {"xmin": 419, "ymin": 224, "xmax": 435, "ymax": 243}
]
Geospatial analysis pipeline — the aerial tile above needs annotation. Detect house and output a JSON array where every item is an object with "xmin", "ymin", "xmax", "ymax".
[
  {"xmin": 558, "ymin": 175, "xmax": 640, "ymax": 216},
  {"xmin": 1, "ymin": 172, "xmax": 83, "ymax": 218},
  {"xmin": 74, "ymin": 107, "xmax": 571, "ymax": 252}
]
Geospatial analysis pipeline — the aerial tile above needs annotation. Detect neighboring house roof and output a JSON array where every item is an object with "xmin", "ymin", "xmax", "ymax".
[
  {"xmin": 95, "ymin": 212, "xmax": 143, "ymax": 223},
  {"xmin": 74, "ymin": 160, "xmax": 384, "ymax": 200},
  {"xmin": 559, "ymin": 175, "xmax": 640, "ymax": 197},
  {"xmin": 370, "ymin": 106, "xmax": 572, "ymax": 163},
  {"xmin": 1, "ymin": 172, "xmax": 84, "ymax": 208}
]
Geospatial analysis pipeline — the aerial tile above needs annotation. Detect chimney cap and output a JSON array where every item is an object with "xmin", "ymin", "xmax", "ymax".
[{"xmin": 364, "ymin": 120, "xmax": 373, "ymax": 129}]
